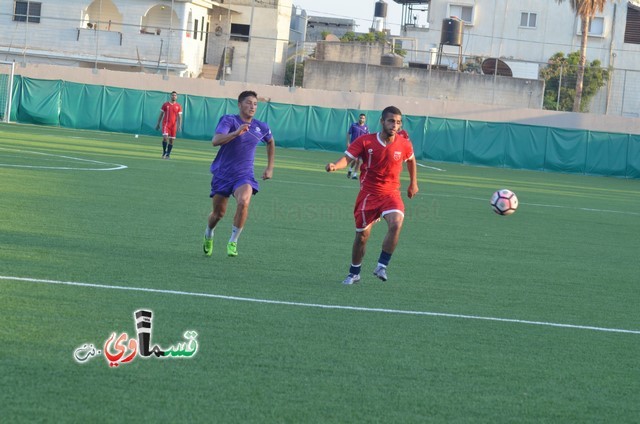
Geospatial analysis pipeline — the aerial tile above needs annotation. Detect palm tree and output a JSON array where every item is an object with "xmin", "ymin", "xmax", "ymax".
[{"xmin": 556, "ymin": 0, "xmax": 608, "ymax": 112}]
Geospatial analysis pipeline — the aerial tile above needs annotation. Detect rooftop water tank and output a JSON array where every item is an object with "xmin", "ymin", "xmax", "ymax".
[
  {"xmin": 441, "ymin": 18, "xmax": 463, "ymax": 46},
  {"xmin": 374, "ymin": 1, "xmax": 388, "ymax": 18}
]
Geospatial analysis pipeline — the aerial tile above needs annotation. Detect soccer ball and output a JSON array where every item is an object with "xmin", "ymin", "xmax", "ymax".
[{"xmin": 490, "ymin": 189, "xmax": 518, "ymax": 216}]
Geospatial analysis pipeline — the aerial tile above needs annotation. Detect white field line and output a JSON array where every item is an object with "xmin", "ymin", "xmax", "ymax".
[
  {"xmin": 0, "ymin": 147, "xmax": 127, "ymax": 171},
  {"xmin": 416, "ymin": 162, "xmax": 446, "ymax": 171},
  {"xmin": 2, "ymin": 275, "xmax": 638, "ymax": 335}
]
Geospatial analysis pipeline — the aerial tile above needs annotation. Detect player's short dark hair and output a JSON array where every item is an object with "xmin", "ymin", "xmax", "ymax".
[
  {"xmin": 238, "ymin": 91, "xmax": 258, "ymax": 103},
  {"xmin": 381, "ymin": 106, "xmax": 402, "ymax": 119},
  {"xmin": 359, "ymin": 113, "xmax": 366, "ymax": 118},
  {"xmin": 171, "ymin": 91, "xmax": 177, "ymax": 95}
]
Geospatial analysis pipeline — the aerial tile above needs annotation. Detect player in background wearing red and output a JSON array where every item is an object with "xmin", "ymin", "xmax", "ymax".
[
  {"xmin": 156, "ymin": 91, "xmax": 183, "ymax": 159},
  {"xmin": 326, "ymin": 106, "xmax": 419, "ymax": 284}
]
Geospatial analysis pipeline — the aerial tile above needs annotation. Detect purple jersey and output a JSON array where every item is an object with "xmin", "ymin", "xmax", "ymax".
[
  {"xmin": 210, "ymin": 114, "xmax": 272, "ymax": 181},
  {"xmin": 348, "ymin": 122, "xmax": 369, "ymax": 143}
]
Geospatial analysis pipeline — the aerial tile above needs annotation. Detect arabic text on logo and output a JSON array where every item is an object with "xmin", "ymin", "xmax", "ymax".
[{"xmin": 73, "ymin": 309, "xmax": 198, "ymax": 367}]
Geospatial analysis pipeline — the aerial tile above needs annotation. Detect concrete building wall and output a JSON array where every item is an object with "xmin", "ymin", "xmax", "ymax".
[
  {"xmin": 205, "ymin": 1, "xmax": 290, "ymax": 85},
  {"xmin": 272, "ymin": 0, "xmax": 293, "ymax": 84},
  {"xmin": 303, "ymin": 59, "xmax": 544, "ymax": 109},
  {"xmin": 315, "ymin": 42, "xmax": 386, "ymax": 65}
]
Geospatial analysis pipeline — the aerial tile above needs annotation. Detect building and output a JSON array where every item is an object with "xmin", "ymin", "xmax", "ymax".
[
  {"xmin": 398, "ymin": 0, "xmax": 640, "ymax": 73},
  {"xmin": 1, "ymin": 0, "xmax": 292, "ymax": 84},
  {"xmin": 206, "ymin": 0, "xmax": 292, "ymax": 85}
]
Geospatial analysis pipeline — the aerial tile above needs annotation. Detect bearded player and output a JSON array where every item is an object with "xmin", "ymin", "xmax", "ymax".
[{"xmin": 326, "ymin": 106, "xmax": 418, "ymax": 284}]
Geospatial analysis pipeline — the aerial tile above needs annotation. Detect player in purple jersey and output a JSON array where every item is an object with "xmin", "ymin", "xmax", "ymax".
[
  {"xmin": 346, "ymin": 113, "xmax": 368, "ymax": 179},
  {"xmin": 202, "ymin": 91, "xmax": 275, "ymax": 257}
]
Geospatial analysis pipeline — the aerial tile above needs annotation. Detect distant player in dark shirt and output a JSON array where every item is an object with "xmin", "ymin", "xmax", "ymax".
[{"xmin": 346, "ymin": 113, "xmax": 369, "ymax": 179}]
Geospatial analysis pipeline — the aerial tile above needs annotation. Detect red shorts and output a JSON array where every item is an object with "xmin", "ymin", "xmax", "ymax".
[
  {"xmin": 162, "ymin": 123, "xmax": 177, "ymax": 138},
  {"xmin": 354, "ymin": 191, "xmax": 405, "ymax": 232}
]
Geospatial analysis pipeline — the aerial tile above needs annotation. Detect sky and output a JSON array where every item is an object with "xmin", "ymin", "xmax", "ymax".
[{"xmin": 291, "ymin": 0, "xmax": 409, "ymax": 35}]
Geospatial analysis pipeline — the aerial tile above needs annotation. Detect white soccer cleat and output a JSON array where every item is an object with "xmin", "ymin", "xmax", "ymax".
[
  {"xmin": 373, "ymin": 265, "xmax": 388, "ymax": 282},
  {"xmin": 342, "ymin": 273, "xmax": 361, "ymax": 285}
]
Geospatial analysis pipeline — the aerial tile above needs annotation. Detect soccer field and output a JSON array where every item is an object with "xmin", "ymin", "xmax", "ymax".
[{"xmin": 1, "ymin": 123, "xmax": 639, "ymax": 423}]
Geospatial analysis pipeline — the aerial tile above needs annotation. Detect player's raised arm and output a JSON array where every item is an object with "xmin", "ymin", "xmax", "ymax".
[
  {"xmin": 326, "ymin": 155, "xmax": 350, "ymax": 172},
  {"xmin": 212, "ymin": 124, "xmax": 249, "ymax": 147}
]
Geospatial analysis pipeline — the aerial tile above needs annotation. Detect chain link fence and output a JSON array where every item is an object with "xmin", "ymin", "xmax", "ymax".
[{"xmin": 1, "ymin": 8, "xmax": 638, "ymax": 117}]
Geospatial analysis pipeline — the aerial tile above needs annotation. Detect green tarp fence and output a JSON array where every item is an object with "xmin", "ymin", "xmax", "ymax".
[{"xmin": 8, "ymin": 76, "xmax": 640, "ymax": 178}]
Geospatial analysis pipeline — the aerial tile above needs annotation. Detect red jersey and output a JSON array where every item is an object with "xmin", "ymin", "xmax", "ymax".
[
  {"xmin": 346, "ymin": 132, "xmax": 414, "ymax": 195},
  {"xmin": 397, "ymin": 129, "xmax": 410, "ymax": 139},
  {"xmin": 160, "ymin": 101, "xmax": 182, "ymax": 126}
]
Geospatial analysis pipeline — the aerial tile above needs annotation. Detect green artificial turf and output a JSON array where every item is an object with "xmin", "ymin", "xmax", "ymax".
[{"xmin": 1, "ymin": 123, "xmax": 639, "ymax": 423}]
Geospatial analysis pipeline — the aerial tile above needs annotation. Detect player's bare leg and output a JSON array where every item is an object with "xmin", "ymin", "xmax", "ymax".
[
  {"xmin": 374, "ymin": 212, "xmax": 404, "ymax": 281},
  {"xmin": 232, "ymin": 184, "xmax": 253, "ymax": 229},
  {"xmin": 351, "ymin": 158, "xmax": 361, "ymax": 179},
  {"xmin": 343, "ymin": 226, "xmax": 371, "ymax": 285},
  {"xmin": 208, "ymin": 195, "xmax": 229, "ymax": 229},
  {"xmin": 227, "ymin": 184, "xmax": 253, "ymax": 256},
  {"xmin": 352, "ymin": 226, "xmax": 371, "ymax": 266},
  {"xmin": 347, "ymin": 158, "xmax": 355, "ymax": 178},
  {"xmin": 203, "ymin": 195, "xmax": 228, "ymax": 256},
  {"xmin": 381, "ymin": 212, "xmax": 404, "ymax": 254}
]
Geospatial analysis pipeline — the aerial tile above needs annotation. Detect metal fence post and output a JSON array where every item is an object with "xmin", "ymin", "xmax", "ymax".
[{"xmin": 556, "ymin": 64, "xmax": 563, "ymax": 111}]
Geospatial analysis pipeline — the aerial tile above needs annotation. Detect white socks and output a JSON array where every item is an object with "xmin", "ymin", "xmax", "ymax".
[{"xmin": 229, "ymin": 225, "xmax": 243, "ymax": 243}]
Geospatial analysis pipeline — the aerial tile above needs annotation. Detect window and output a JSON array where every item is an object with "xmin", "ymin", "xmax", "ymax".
[
  {"xmin": 520, "ymin": 12, "xmax": 537, "ymax": 28},
  {"xmin": 624, "ymin": 5, "xmax": 640, "ymax": 44},
  {"xmin": 448, "ymin": 4, "xmax": 473, "ymax": 25},
  {"xmin": 13, "ymin": 1, "xmax": 42, "ymax": 23},
  {"xmin": 578, "ymin": 16, "xmax": 604, "ymax": 37},
  {"xmin": 230, "ymin": 23, "xmax": 250, "ymax": 42},
  {"xmin": 194, "ymin": 19, "xmax": 199, "ymax": 39},
  {"xmin": 200, "ymin": 18, "xmax": 204, "ymax": 41}
]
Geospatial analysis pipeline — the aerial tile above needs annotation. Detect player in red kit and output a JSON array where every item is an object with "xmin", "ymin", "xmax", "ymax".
[
  {"xmin": 156, "ymin": 91, "xmax": 183, "ymax": 159},
  {"xmin": 326, "ymin": 106, "xmax": 419, "ymax": 284}
]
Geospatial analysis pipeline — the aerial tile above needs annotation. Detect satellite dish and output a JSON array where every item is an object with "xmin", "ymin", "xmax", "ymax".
[{"xmin": 481, "ymin": 58, "xmax": 513, "ymax": 77}]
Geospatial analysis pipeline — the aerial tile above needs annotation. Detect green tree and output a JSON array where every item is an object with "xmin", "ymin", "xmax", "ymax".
[
  {"xmin": 284, "ymin": 60, "xmax": 304, "ymax": 87},
  {"xmin": 339, "ymin": 31, "xmax": 406, "ymax": 56},
  {"xmin": 340, "ymin": 31, "xmax": 357, "ymax": 42},
  {"xmin": 540, "ymin": 51, "xmax": 608, "ymax": 112},
  {"xmin": 555, "ymin": 0, "xmax": 610, "ymax": 112}
]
